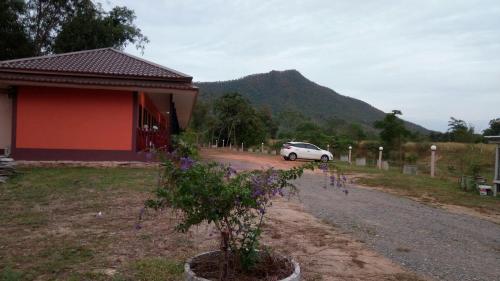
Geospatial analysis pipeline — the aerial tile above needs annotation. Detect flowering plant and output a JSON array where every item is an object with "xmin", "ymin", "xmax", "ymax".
[
  {"xmin": 143, "ymin": 154, "xmax": 348, "ymax": 280},
  {"xmin": 144, "ymin": 154, "xmax": 312, "ymax": 278}
]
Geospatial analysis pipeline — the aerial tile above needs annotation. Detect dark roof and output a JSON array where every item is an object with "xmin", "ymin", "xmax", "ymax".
[
  {"xmin": 0, "ymin": 48, "xmax": 192, "ymax": 81},
  {"xmin": 0, "ymin": 72, "xmax": 196, "ymax": 90}
]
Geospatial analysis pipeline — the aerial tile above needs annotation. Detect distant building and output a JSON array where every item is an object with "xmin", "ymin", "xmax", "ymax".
[{"xmin": 0, "ymin": 48, "xmax": 197, "ymax": 161}]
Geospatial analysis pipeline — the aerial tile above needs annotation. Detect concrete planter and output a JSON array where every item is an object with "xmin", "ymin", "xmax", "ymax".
[{"xmin": 185, "ymin": 251, "xmax": 301, "ymax": 281}]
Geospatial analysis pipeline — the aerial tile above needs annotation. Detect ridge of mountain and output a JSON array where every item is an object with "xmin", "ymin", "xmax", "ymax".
[{"xmin": 195, "ymin": 69, "xmax": 429, "ymax": 134}]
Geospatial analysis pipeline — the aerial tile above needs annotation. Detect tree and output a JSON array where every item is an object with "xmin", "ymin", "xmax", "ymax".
[
  {"xmin": 212, "ymin": 93, "xmax": 267, "ymax": 147},
  {"xmin": 25, "ymin": 0, "xmax": 75, "ymax": 55},
  {"xmin": 347, "ymin": 123, "xmax": 366, "ymax": 144},
  {"xmin": 53, "ymin": 4, "xmax": 149, "ymax": 53},
  {"xmin": 293, "ymin": 122, "xmax": 330, "ymax": 148},
  {"xmin": 190, "ymin": 100, "xmax": 213, "ymax": 132},
  {"xmin": 276, "ymin": 110, "xmax": 309, "ymax": 137},
  {"xmin": 447, "ymin": 117, "xmax": 477, "ymax": 143},
  {"xmin": 1, "ymin": 0, "xmax": 148, "ymax": 59},
  {"xmin": 0, "ymin": 0, "xmax": 34, "ymax": 60},
  {"xmin": 429, "ymin": 131, "xmax": 451, "ymax": 142},
  {"xmin": 483, "ymin": 118, "xmax": 500, "ymax": 136},
  {"xmin": 374, "ymin": 110, "xmax": 410, "ymax": 159},
  {"xmin": 256, "ymin": 106, "xmax": 279, "ymax": 139}
]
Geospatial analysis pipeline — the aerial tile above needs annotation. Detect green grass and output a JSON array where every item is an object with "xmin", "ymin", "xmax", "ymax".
[
  {"xmin": 4, "ymin": 167, "xmax": 158, "ymax": 201},
  {"xmin": 37, "ymin": 244, "xmax": 94, "ymax": 275},
  {"xmin": 66, "ymin": 272, "xmax": 121, "ymax": 281},
  {"xmin": 133, "ymin": 258, "xmax": 184, "ymax": 281},
  {"xmin": 350, "ymin": 142, "xmax": 496, "ymax": 181},
  {"xmin": 0, "ymin": 267, "xmax": 23, "ymax": 281},
  {"xmin": 337, "ymin": 162, "xmax": 500, "ymax": 213}
]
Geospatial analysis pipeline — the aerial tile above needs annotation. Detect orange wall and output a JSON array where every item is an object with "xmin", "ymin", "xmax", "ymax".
[{"xmin": 16, "ymin": 86, "xmax": 134, "ymax": 150}]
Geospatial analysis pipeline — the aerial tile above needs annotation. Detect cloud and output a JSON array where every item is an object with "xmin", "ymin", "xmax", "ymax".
[{"xmin": 109, "ymin": 0, "xmax": 500, "ymax": 132}]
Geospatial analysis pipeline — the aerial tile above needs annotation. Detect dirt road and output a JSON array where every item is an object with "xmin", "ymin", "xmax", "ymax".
[{"xmin": 202, "ymin": 149, "xmax": 500, "ymax": 281}]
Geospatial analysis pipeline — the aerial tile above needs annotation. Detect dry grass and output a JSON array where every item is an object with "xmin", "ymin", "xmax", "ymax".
[
  {"xmin": 0, "ymin": 166, "xmax": 427, "ymax": 281},
  {"xmin": 0, "ymin": 167, "xmax": 217, "ymax": 281}
]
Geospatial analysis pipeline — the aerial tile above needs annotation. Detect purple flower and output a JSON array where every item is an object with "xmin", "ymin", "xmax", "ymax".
[
  {"xmin": 180, "ymin": 157, "xmax": 195, "ymax": 170},
  {"xmin": 225, "ymin": 166, "xmax": 237, "ymax": 178},
  {"xmin": 319, "ymin": 163, "xmax": 328, "ymax": 173},
  {"xmin": 252, "ymin": 188, "xmax": 264, "ymax": 198},
  {"xmin": 330, "ymin": 175, "xmax": 335, "ymax": 186},
  {"xmin": 138, "ymin": 208, "xmax": 145, "ymax": 220}
]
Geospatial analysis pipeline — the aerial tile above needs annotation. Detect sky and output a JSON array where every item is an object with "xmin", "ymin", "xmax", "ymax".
[{"xmin": 106, "ymin": 0, "xmax": 500, "ymax": 132}]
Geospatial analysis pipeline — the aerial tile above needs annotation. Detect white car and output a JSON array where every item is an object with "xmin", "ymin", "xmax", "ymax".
[{"xmin": 280, "ymin": 142, "xmax": 333, "ymax": 162}]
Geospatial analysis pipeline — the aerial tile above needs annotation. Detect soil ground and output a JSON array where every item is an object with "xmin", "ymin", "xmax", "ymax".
[
  {"xmin": 0, "ymin": 159, "xmax": 424, "ymax": 281},
  {"xmin": 202, "ymin": 148, "xmax": 500, "ymax": 281}
]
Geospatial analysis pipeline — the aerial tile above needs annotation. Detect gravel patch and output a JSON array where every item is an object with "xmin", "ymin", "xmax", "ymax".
[{"xmin": 295, "ymin": 173, "xmax": 500, "ymax": 281}]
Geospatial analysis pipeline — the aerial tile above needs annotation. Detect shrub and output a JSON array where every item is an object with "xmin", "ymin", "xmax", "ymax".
[
  {"xmin": 143, "ymin": 153, "xmax": 314, "ymax": 279},
  {"xmin": 171, "ymin": 131, "xmax": 199, "ymax": 158},
  {"xmin": 140, "ymin": 153, "xmax": 350, "ymax": 280},
  {"xmin": 405, "ymin": 153, "xmax": 418, "ymax": 164}
]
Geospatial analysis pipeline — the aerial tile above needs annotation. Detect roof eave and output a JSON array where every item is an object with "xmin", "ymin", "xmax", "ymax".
[
  {"xmin": 0, "ymin": 72, "xmax": 197, "ymax": 92},
  {"xmin": 0, "ymin": 68, "xmax": 193, "ymax": 83}
]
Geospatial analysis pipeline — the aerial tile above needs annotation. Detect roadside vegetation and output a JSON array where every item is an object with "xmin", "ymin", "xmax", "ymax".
[
  {"xmin": 337, "ymin": 162, "xmax": 500, "ymax": 215},
  {"xmin": 192, "ymin": 92, "xmax": 379, "ymax": 151}
]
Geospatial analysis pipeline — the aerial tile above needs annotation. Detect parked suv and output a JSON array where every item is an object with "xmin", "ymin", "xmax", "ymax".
[{"xmin": 280, "ymin": 142, "xmax": 333, "ymax": 162}]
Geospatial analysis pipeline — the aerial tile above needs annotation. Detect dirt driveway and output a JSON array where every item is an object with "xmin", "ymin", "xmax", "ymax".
[{"xmin": 202, "ymin": 149, "xmax": 500, "ymax": 281}]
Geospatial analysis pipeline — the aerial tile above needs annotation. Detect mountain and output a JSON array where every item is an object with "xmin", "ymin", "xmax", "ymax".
[{"xmin": 195, "ymin": 70, "xmax": 429, "ymax": 134}]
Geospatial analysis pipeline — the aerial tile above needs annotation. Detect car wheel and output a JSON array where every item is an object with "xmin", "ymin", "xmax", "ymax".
[
  {"xmin": 288, "ymin": 153, "xmax": 297, "ymax": 161},
  {"xmin": 321, "ymin": 155, "xmax": 329, "ymax": 162}
]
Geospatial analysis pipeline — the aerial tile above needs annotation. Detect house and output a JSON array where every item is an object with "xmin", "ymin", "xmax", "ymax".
[{"xmin": 0, "ymin": 48, "xmax": 198, "ymax": 161}]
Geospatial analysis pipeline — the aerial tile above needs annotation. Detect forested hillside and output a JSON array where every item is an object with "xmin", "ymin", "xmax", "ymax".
[{"xmin": 196, "ymin": 70, "xmax": 429, "ymax": 134}]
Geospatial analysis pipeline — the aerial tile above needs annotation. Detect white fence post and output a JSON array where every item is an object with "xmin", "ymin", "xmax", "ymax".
[
  {"xmin": 378, "ymin": 147, "xmax": 383, "ymax": 169},
  {"xmin": 348, "ymin": 146, "xmax": 352, "ymax": 164},
  {"xmin": 431, "ymin": 145, "xmax": 437, "ymax": 177}
]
